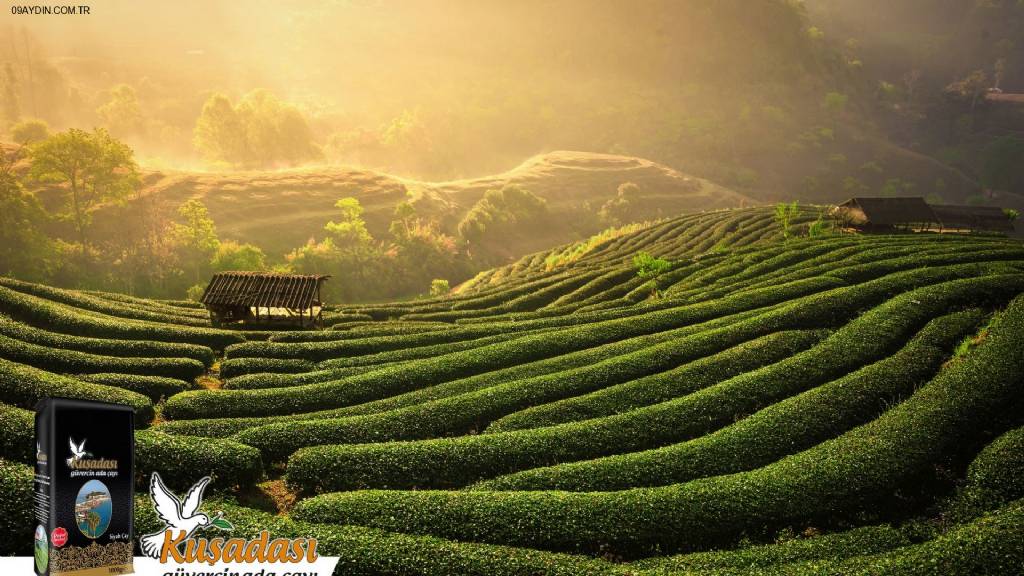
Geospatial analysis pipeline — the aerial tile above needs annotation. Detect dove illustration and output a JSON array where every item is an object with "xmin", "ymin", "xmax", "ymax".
[
  {"xmin": 140, "ymin": 473, "xmax": 221, "ymax": 558},
  {"xmin": 67, "ymin": 438, "xmax": 88, "ymax": 467}
]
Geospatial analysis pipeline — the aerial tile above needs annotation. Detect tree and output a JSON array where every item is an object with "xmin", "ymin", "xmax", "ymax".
[
  {"xmin": 944, "ymin": 70, "xmax": 989, "ymax": 114},
  {"xmin": 430, "ymin": 278, "xmax": 450, "ymax": 297},
  {"xmin": 633, "ymin": 251, "xmax": 671, "ymax": 298},
  {"xmin": 1004, "ymin": 208, "xmax": 1019, "ymax": 223},
  {"xmin": 28, "ymin": 128, "xmax": 139, "ymax": 249},
  {"xmin": 211, "ymin": 240, "xmax": 266, "ymax": 272},
  {"xmin": 194, "ymin": 90, "xmax": 321, "ymax": 169},
  {"xmin": 10, "ymin": 118, "xmax": 49, "ymax": 144},
  {"xmin": 457, "ymin": 184, "xmax": 548, "ymax": 244},
  {"xmin": 172, "ymin": 199, "xmax": 220, "ymax": 284},
  {"xmin": 389, "ymin": 200, "xmax": 417, "ymax": 241},
  {"xmin": 807, "ymin": 213, "xmax": 830, "ymax": 238},
  {"xmin": 193, "ymin": 93, "xmax": 248, "ymax": 167},
  {"xmin": 325, "ymin": 197, "xmax": 373, "ymax": 249},
  {"xmin": 599, "ymin": 182, "xmax": 642, "ymax": 225},
  {"xmin": 0, "ymin": 149, "xmax": 50, "ymax": 279},
  {"xmin": 289, "ymin": 197, "xmax": 381, "ymax": 302},
  {"xmin": 774, "ymin": 201, "xmax": 800, "ymax": 239},
  {"xmin": 96, "ymin": 84, "xmax": 144, "ymax": 137}
]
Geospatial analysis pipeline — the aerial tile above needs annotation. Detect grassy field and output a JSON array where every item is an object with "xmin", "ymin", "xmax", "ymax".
[{"xmin": 2, "ymin": 206, "xmax": 1023, "ymax": 573}]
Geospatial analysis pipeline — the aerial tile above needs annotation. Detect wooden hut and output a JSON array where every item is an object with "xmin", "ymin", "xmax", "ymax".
[
  {"xmin": 831, "ymin": 197, "xmax": 938, "ymax": 231},
  {"xmin": 931, "ymin": 205, "xmax": 1016, "ymax": 233},
  {"xmin": 200, "ymin": 272, "xmax": 329, "ymax": 329}
]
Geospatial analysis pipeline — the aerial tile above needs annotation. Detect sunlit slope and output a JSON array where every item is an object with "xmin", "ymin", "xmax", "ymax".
[
  {"xmin": 1, "ymin": 207, "xmax": 1024, "ymax": 572},
  {"xmin": 76, "ymin": 151, "xmax": 754, "ymax": 260}
]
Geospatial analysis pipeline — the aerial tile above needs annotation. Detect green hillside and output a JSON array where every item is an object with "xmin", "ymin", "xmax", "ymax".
[{"xmin": 2, "ymin": 207, "xmax": 1024, "ymax": 572}]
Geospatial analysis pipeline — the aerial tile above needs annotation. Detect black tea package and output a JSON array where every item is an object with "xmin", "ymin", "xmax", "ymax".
[{"xmin": 34, "ymin": 397, "xmax": 135, "ymax": 576}]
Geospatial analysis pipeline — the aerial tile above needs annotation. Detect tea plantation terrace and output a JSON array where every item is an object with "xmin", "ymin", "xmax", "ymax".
[{"xmin": 1, "ymin": 206, "xmax": 1023, "ymax": 574}]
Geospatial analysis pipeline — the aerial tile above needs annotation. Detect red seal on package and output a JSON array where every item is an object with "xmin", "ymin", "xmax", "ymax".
[{"xmin": 51, "ymin": 527, "xmax": 68, "ymax": 547}]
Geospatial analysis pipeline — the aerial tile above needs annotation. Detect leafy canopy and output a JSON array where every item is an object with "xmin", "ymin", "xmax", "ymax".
[
  {"xmin": 28, "ymin": 128, "xmax": 139, "ymax": 245},
  {"xmin": 194, "ymin": 90, "xmax": 322, "ymax": 169}
]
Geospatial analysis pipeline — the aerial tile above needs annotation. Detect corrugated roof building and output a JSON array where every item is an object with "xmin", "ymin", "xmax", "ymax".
[
  {"xmin": 931, "ymin": 205, "xmax": 1016, "ymax": 233},
  {"xmin": 831, "ymin": 197, "xmax": 938, "ymax": 230},
  {"xmin": 200, "ymin": 272, "xmax": 329, "ymax": 328}
]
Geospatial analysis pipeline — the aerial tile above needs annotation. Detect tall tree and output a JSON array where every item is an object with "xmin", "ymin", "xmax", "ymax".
[
  {"xmin": 28, "ymin": 128, "xmax": 139, "ymax": 250},
  {"xmin": 172, "ymin": 199, "xmax": 220, "ymax": 285},
  {"xmin": 96, "ymin": 84, "xmax": 144, "ymax": 137},
  {"xmin": 0, "ymin": 148, "xmax": 49, "ymax": 279},
  {"xmin": 325, "ymin": 197, "xmax": 373, "ymax": 250},
  {"xmin": 944, "ymin": 69, "xmax": 989, "ymax": 114},
  {"xmin": 194, "ymin": 90, "xmax": 321, "ymax": 169}
]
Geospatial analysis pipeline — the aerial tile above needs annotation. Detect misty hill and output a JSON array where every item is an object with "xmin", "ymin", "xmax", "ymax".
[
  {"xmin": 79, "ymin": 151, "xmax": 754, "ymax": 262},
  {"xmin": 6, "ymin": 0, "xmax": 1007, "ymax": 209}
]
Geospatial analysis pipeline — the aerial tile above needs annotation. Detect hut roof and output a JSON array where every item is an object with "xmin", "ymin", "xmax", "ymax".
[
  {"xmin": 200, "ymin": 272, "xmax": 328, "ymax": 309},
  {"xmin": 835, "ymin": 197, "xmax": 937, "ymax": 226},
  {"xmin": 931, "ymin": 205, "xmax": 1015, "ymax": 232}
]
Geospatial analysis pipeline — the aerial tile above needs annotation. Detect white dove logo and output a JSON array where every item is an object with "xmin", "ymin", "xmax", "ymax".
[
  {"xmin": 140, "ymin": 472, "xmax": 232, "ymax": 559},
  {"xmin": 67, "ymin": 438, "xmax": 89, "ymax": 467}
]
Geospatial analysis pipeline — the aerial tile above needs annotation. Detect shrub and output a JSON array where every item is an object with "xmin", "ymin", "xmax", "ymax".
[
  {"xmin": 276, "ymin": 322, "xmax": 449, "ymax": 341},
  {"xmin": 429, "ymin": 279, "xmax": 450, "ymax": 297},
  {"xmin": 0, "ymin": 333, "xmax": 206, "ymax": 380},
  {"xmin": 0, "ymin": 285, "xmax": 244, "ymax": 350},
  {"xmin": 0, "ymin": 277, "xmax": 211, "ymax": 326},
  {"xmin": 76, "ymin": 373, "xmax": 198, "ymax": 403},
  {"xmin": 0, "ymin": 460, "xmax": 34, "ymax": 555},
  {"xmin": 239, "ymin": 271, "xmax": 1022, "ymax": 463},
  {"xmin": 321, "ymin": 312, "xmax": 374, "ymax": 325},
  {"xmin": 0, "ymin": 358, "xmax": 153, "ymax": 425},
  {"xmin": 218, "ymin": 357, "xmax": 314, "ymax": 379},
  {"xmin": 283, "ymin": 330, "xmax": 828, "ymax": 492},
  {"xmin": 164, "ymin": 308, "xmax": 774, "ymax": 438},
  {"xmin": 239, "ymin": 312, "xmax": 829, "ymax": 463},
  {"xmin": 0, "ymin": 402, "xmax": 34, "ymax": 463},
  {"xmin": 948, "ymin": 424, "xmax": 1024, "ymax": 521},
  {"xmin": 0, "ymin": 314, "xmax": 214, "ymax": 365},
  {"xmin": 316, "ymin": 330, "xmax": 557, "ymax": 370},
  {"xmin": 0, "ymin": 402, "xmax": 261, "ymax": 491},
  {"xmin": 135, "ymin": 431, "xmax": 263, "ymax": 491},
  {"xmin": 290, "ymin": 293, "xmax": 1024, "ymax": 557},
  {"xmin": 477, "ymin": 309, "xmax": 986, "ymax": 491},
  {"xmin": 401, "ymin": 273, "xmax": 602, "ymax": 322},
  {"xmin": 133, "ymin": 499, "xmax": 627, "ymax": 576},
  {"xmin": 173, "ymin": 277, "xmax": 843, "ymax": 419},
  {"xmin": 222, "ymin": 362, "xmax": 402, "ymax": 391},
  {"xmin": 490, "ymin": 330, "xmax": 827, "ymax": 431},
  {"xmin": 287, "ymin": 291, "xmax": 997, "ymax": 493},
  {"xmin": 632, "ymin": 525, "xmax": 910, "ymax": 572}
]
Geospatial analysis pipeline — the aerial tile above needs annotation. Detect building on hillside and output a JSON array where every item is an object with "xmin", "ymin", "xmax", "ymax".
[
  {"xmin": 200, "ymin": 272, "xmax": 329, "ymax": 329},
  {"xmin": 931, "ymin": 204, "xmax": 1016, "ymax": 233},
  {"xmin": 985, "ymin": 91, "xmax": 1024, "ymax": 105},
  {"xmin": 831, "ymin": 197, "xmax": 939, "ymax": 231}
]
